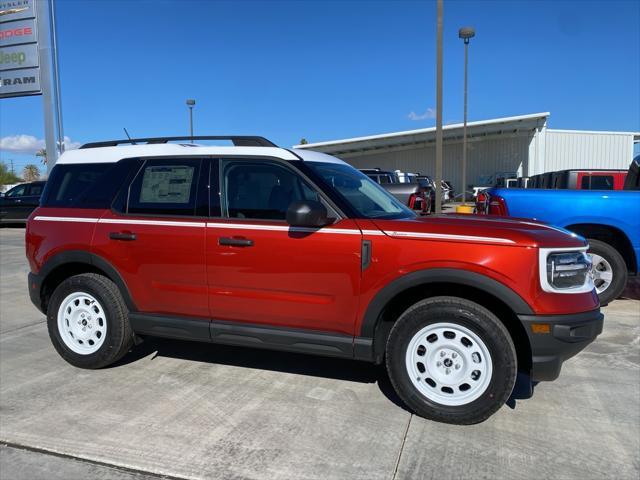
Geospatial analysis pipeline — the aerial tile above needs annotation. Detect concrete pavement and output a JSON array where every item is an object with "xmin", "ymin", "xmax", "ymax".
[{"xmin": 1, "ymin": 227, "xmax": 639, "ymax": 480}]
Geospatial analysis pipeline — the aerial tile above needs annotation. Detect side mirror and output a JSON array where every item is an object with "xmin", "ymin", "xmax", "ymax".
[{"xmin": 286, "ymin": 200, "xmax": 330, "ymax": 228}]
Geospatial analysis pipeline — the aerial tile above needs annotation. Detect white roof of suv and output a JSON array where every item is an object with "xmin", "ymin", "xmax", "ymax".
[{"xmin": 57, "ymin": 143, "xmax": 346, "ymax": 165}]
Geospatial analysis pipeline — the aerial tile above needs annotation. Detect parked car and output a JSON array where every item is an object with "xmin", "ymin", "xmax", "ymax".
[
  {"xmin": 360, "ymin": 169, "xmax": 430, "ymax": 214},
  {"xmin": 360, "ymin": 168, "xmax": 399, "ymax": 184},
  {"xmin": 0, "ymin": 181, "xmax": 46, "ymax": 224},
  {"xmin": 528, "ymin": 169, "xmax": 627, "ymax": 190},
  {"xmin": 26, "ymin": 135, "xmax": 602, "ymax": 424},
  {"xmin": 380, "ymin": 181, "xmax": 431, "ymax": 214},
  {"xmin": 476, "ymin": 157, "xmax": 640, "ymax": 305}
]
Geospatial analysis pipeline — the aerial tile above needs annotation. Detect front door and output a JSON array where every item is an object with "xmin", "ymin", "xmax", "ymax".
[
  {"xmin": 206, "ymin": 158, "xmax": 362, "ymax": 335},
  {"xmin": 92, "ymin": 157, "xmax": 209, "ymax": 318}
]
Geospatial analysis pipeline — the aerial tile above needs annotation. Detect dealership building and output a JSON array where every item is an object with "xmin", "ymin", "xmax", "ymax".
[{"xmin": 294, "ymin": 112, "xmax": 640, "ymax": 191}]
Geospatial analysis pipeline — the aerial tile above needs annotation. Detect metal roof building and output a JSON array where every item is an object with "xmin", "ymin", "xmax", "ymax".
[{"xmin": 294, "ymin": 113, "xmax": 640, "ymax": 191}]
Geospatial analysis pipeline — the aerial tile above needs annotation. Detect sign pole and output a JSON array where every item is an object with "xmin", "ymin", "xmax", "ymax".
[
  {"xmin": 35, "ymin": 0, "xmax": 57, "ymax": 172},
  {"xmin": 50, "ymin": 0, "xmax": 64, "ymax": 156}
]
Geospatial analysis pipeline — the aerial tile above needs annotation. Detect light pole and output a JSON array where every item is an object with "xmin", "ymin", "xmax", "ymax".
[
  {"xmin": 458, "ymin": 26, "xmax": 475, "ymax": 204},
  {"xmin": 434, "ymin": 0, "xmax": 444, "ymax": 214},
  {"xmin": 186, "ymin": 99, "xmax": 196, "ymax": 141}
]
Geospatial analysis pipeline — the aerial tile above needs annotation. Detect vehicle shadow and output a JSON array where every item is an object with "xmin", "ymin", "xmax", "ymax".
[{"xmin": 114, "ymin": 336, "xmax": 531, "ymax": 415}]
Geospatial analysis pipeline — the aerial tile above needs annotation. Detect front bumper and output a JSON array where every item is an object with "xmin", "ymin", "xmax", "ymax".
[{"xmin": 519, "ymin": 309, "xmax": 603, "ymax": 381}]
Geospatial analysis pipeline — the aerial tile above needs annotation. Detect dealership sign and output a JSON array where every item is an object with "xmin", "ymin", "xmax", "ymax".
[{"xmin": 0, "ymin": 0, "xmax": 40, "ymax": 98}]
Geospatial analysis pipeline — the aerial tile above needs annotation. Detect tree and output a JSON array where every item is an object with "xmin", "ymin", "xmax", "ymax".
[
  {"xmin": 299, "ymin": 138, "xmax": 309, "ymax": 145},
  {"xmin": 0, "ymin": 161, "xmax": 22, "ymax": 185},
  {"xmin": 36, "ymin": 148, "xmax": 47, "ymax": 165},
  {"xmin": 22, "ymin": 164, "xmax": 40, "ymax": 182}
]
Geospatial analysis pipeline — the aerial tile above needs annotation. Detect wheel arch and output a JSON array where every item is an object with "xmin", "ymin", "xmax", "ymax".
[
  {"xmin": 38, "ymin": 250, "xmax": 136, "ymax": 314},
  {"xmin": 566, "ymin": 223, "xmax": 636, "ymax": 275},
  {"xmin": 361, "ymin": 269, "xmax": 533, "ymax": 372}
]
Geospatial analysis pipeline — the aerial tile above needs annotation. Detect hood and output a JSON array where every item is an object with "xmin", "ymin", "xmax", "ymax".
[{"xmin": 370, "ymin": 215, "xmax": 586, "ymax": 249}]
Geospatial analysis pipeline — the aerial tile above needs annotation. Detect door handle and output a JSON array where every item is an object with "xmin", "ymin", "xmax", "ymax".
[
  {"xmin": 109, "ymin": 231, "xmax": 137, "ymax": 241},
  {"xmin": 219, "ymin": 236, "xmax": 254, "ymax": 247}
]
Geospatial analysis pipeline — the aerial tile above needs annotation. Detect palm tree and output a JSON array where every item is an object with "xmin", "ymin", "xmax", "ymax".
[
  {"xmin": 35, "ymin": 148, "xmax": 47, "ymax": 165},
  {"xmin": 22, "ymin": 164, "xmax": 40, "ymax": 182}
]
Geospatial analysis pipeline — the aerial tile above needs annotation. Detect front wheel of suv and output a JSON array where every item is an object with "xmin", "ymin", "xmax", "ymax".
[
  {"xmin": 385, "ymin": 296, "xmax": 517, "ymax": 424},
  {"xmin": 47, "ymin": 273, "xmax": 134, "ymax": 369}
]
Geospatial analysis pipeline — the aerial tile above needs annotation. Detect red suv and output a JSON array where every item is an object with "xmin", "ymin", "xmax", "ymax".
[{"xmin": 26, "ymin": 136, "xmax": 603, "ymax": 424}]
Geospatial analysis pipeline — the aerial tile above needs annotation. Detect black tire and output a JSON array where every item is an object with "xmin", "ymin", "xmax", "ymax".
[
  {"xmin": 587, "ymin": 239, "xmax": 627, "ymax": 306},
  {"xmin": 385, "ymin": 296, "xmax": 517, "ymax": 425},
  {"xmin": 47, "ymin": 273, "xmax": 134, "ymax": 369}
]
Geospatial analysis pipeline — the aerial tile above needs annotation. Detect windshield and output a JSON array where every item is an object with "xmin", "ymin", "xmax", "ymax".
[{"xmin": 307, "ymin": 162, "xmax": 415, "ymax": 219}]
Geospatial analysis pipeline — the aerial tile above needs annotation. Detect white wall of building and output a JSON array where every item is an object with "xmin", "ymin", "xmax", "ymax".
[
  {"xmin": 332, "ymin": 128, "xmax": 636, "ymax": 191},
  {"xmin": 540, "ymin": 130, "xmax": 635, "ymax": 174}
]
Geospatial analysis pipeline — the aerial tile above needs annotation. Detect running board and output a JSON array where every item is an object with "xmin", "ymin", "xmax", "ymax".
[{"xmin": 128, "ymin": 313, "xmax": 374, "ymax": 362}]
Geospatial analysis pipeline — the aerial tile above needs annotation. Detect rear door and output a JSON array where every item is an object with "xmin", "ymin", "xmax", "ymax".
[
  {"xmin": 205, "ymin": 158, "xmax": 362, "ymax": 335},
  {"xmin": 92, "ymin": 157, "xmax": 209, "ymax": 318}
]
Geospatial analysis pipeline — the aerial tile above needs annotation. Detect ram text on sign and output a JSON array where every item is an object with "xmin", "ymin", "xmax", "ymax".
[
  {"xmin": 0, "ymin": 0, "xmax": 34, "ymax": 22},
  {"xmin": 0, "ymin": 18, "xmax": 36, "ymax": 46},
  {"xmin": 0, "ymin": 66, "xmax": 39, "ymax": 95}
]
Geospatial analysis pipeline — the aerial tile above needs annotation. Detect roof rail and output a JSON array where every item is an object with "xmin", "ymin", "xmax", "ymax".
[{"xmin": 79, "ymin": 136, "xmax": 277, "ymax": 149}]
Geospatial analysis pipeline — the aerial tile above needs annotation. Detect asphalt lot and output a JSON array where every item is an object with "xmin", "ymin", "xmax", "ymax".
[{"xmin": 1, "ymin": 226, "xmax": 639, "ymax": 480}]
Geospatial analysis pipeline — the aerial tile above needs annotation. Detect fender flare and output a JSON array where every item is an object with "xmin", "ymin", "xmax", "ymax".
[
  {"xmin": 37, "ymin": 250, "xmax": 137, "ymax": 311},
  {"xmin": 359, "ymin": 268, "xmax": 534, "ymax": 338}
]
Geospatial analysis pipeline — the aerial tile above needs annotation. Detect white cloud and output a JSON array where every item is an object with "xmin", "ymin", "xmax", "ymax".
[
  {"xmin": 0, "ymin": 135, "xmax": 81, "ymax": 154},
  {"xmin": 408, "ymin": 107, "xmax": 436, "ymax": 121}
]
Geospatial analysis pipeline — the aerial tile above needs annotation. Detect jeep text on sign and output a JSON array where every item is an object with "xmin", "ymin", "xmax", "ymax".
[
  {"xmin": 0, "ymin": 42, "xmax": 37, "ymax": 70},
  {"xmin": 0, "ymin": 18, "xmax": 36, "ymax": 47}
]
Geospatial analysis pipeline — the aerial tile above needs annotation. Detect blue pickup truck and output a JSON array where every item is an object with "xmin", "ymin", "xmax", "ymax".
[{"xmin": 476, "ymin": 158, "xmax": 640, "ymax": 304}]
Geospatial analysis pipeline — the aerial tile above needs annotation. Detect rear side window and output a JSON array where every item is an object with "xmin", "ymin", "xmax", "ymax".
[
  {"xmin": 126, "ymin": 158, "xmax": 202, "ymax": 216},
  {"xmin": 42, "ymin": 160, "xmax": 138, "ymax": 208},
  {"xmin": 590, "ymin": 175, "xmax": 614, "ymax": 190},
  {"xmin": 581, "ymin": 175, "xmax": 614, "ymax": 190},
  {"xmin": 28, "ymin": 184, "xmax": 43, "ymax": 196}
]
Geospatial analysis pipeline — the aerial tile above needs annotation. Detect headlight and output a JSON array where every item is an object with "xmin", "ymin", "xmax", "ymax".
[{"xmin": 539, "ymin": 248, "xmax": 594, "ymax": 294}]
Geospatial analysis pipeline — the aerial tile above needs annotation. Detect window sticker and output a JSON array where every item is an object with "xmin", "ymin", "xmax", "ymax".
[{"xmin": 139, "ymin": 166, "xmax": 194, "ymax": 204}]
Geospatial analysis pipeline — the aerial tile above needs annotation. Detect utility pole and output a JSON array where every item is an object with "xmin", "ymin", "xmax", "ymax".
[
  {"xmin": 10, "ymin": 159, "xmax": 14, "ymax": 175},
  {"xmin": 434, "ymin": 0, "xmax": 444, "ymax": 214},
  {"xmin": 459, "ymin": 27, "xmax": 475, "ymax": 204}
]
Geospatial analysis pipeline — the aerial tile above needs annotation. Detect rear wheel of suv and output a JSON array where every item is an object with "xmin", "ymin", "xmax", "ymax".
[
  {"xmin": 587, "ymin": 239, "xmax": 627, "ymax": 306},
  {"xmin": 385, "ymin": 296, "xmax": 517, "ymax": 424},
  {"xmin": 47, "ymin": 273, "xmax": 133, "ymax": 369}
]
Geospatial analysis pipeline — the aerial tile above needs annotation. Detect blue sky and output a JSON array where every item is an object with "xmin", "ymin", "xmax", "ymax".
[{"xmin": 1, "ymin": 0, "xmax": 639, "ymax": 173}]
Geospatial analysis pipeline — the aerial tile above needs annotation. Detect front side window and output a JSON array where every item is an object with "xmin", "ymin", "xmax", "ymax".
[
  {"xmin": 127, "ymin": 158, "xmax": 201, "ymax": 216},
  {"xmin": 222, "ymin": 160, "xmax": 320, "ymax": 220},
  {"xmin": 307, "ymin": 162, "xmax": 415, "ymax": 219},
  {"xmin": 5, "ymin": 185, "xmax": 26, "ymax": 197}
]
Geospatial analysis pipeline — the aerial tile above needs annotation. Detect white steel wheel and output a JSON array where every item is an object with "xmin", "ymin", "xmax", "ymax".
[
  {"xmin": 57, "ymin": 292, "xmax": 107, "ymax": 355},
  {"xmin": 405, "ymin": 322, "xmax": 493, "ymax": 406},
  {"xmin": 590, "ymin": 253, "xmax": 613, "ymax": 294}
]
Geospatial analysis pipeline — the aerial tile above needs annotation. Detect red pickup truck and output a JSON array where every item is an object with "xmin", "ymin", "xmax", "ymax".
[{"xmin": 26, "ymin": 136, "xmax": 602, "ymax": 424}]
